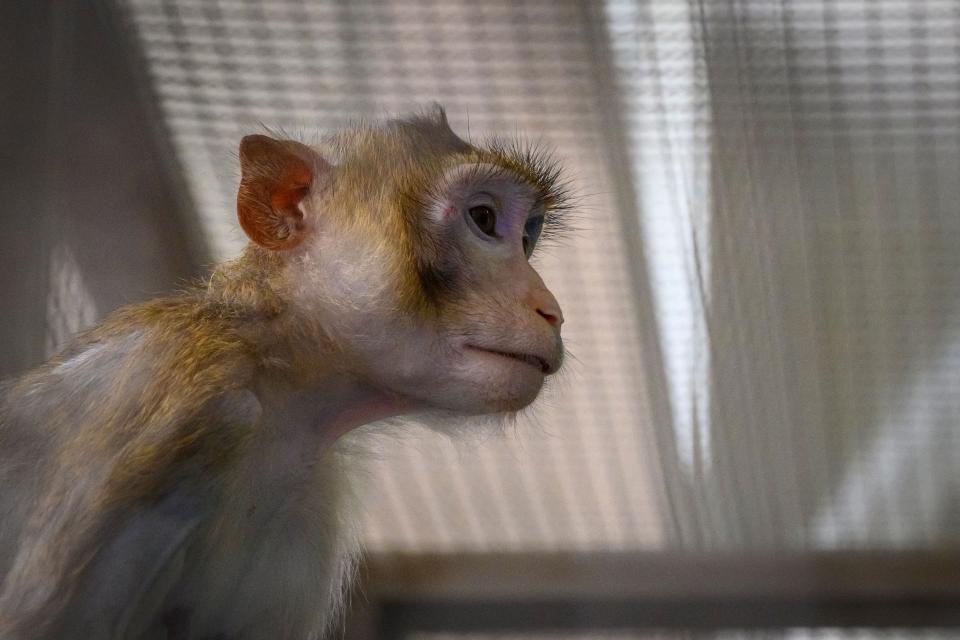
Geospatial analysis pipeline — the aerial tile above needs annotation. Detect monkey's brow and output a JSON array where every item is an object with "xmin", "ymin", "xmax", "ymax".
[{"xmin": 477, "ymin": 139, "xmax": 572, "ymax": 214}]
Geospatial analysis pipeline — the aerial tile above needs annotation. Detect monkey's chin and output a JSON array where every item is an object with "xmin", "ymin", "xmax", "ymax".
[
  {"xmin": 451, "ymin": 348, "xmax": 547, "ymax": 414},
  {"xmin": 385, "ymin": 344, "xmax": 548, "ymax": 415},
  {"xmin": 442, "ymin": 380, "xmax": 543, "ymax": 416}
]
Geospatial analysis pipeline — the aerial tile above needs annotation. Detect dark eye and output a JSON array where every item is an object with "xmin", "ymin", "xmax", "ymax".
[
  {"xmin": 522, "ymin": 215, "xmax": 545, "ymax": 257},
  {"xmin": 467, "ymin": 205, "xmax": 498, "ymax": 238}
]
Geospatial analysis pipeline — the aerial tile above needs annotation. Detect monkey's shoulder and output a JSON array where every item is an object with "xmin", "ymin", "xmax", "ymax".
[
  {"xmin": 0, "ymin": 385, "xmax": 263, "ymax": 638},
  {"xmin": 15, "ymin": 293, "xmax": 258, "ymax": 386},
  {"xmin": 0, "ymin": 295, "xmax": 268, "ymax": 507},
  {"xmin": 6, "ymin": 295, "xmax": 254, "ymax": 415}
]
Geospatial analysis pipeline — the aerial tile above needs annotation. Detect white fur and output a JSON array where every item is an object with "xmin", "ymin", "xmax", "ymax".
[
  {"xmin": 168, "ymin": 448, "xmax": 361, "ymax": 639},
  {"xmin": 135, "ymin": 388, "xmax": 378, "ymax": 640}
]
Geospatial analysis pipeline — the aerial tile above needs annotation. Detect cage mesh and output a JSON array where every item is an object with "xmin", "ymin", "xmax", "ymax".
[
  {"xmin": 121, "ymin": 0, "xmax": 666, "ymax": 552},
  {"xmin": 120, "ymin": 0, "xmax": 960, "ymax": 554}
]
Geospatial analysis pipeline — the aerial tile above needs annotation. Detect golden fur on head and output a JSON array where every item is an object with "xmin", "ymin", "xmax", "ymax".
[
  {"xmin": 302, "ymin": 106, "xmax": 573, "ymax": 312},
  {"xmin": 206, "ymin": 107, "xmax": 573, "ymax": 339}
]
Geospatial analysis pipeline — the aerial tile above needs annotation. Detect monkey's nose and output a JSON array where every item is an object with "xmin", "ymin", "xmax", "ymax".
[
  {"xmin": 537, "ymin": 306, "xmax": 563, "ymax": 328},
  {"xmin": 531, "ymin": 289, "xmax": 564, "ymax": 329}
]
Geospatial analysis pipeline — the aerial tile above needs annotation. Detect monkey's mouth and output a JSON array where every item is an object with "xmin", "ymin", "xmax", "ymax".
[{"xmin": 465, "ymin": 345, "xmax": 551, "ymax": 374}]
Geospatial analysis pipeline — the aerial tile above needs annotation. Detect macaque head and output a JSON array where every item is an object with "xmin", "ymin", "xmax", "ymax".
[{"xmin": 235, "ymin": 108, "xmax": 569, "ymax": 415}]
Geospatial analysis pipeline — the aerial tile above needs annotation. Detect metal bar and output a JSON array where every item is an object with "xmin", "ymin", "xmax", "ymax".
[
  {"xmin": 352, "ymin": 551, "xmax": 960, "ymax": 635},
  {"xmin": 379, "ymin": 598, "xmax": 960, "ymax": 636}
]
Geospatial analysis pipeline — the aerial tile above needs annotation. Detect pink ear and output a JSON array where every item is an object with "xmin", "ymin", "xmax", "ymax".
[{"xmin": 237, "ymin": 135, "xmax": 327, "ymax": 250}]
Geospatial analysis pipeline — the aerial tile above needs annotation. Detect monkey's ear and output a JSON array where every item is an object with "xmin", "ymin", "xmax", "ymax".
[{"xmin": 237, "ymin": 135, "xmax": 328, "ymax": 251}]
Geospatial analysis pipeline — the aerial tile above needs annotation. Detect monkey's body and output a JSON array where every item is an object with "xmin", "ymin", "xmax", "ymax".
[
  {"xmin": 0, "ymin": 296, "xmax": 356, "ymax": 639},
  {"xmin": 0, "ymin": 109, "xmax": 568, "ymax": 639}
]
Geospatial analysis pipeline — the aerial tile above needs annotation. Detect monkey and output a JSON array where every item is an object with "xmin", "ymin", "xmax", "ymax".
[{"xmin": 0, "ymin": 106, "xmax": 569, "ymax": 640}]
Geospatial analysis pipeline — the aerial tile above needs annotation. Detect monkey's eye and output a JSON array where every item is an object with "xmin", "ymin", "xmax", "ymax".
[
  {"xmin": 467, "ymin": 205, "xmax": 498, "ymax": 238},
  {"xmin": 522, "ymin": 214, "xmax": 545, "ymax": 257}
]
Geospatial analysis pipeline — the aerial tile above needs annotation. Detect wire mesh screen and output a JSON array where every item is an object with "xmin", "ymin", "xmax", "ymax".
[
  {"xmin": 117, "ymin": 0, "xmax": 960, "ymax": 556},
  {"xmin": 120, "ymin": 0, "xmax": 666, "ymax": 552},
  {"xmin": 605, "ymin": 0, "xmax": 960, "ymax": 550}
]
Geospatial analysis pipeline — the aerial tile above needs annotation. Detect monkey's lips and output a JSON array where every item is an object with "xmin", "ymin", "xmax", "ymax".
[{"xmin": 464, "ymin": 345, "xmax": 555, "ymax": 374}]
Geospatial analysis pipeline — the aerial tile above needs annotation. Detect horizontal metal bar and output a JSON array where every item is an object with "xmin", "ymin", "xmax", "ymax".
[
  {"xmin": 378, "ymin": 598, "xmax": 960, "ymax": 636},
  {"xmin": 353, "ymin": 551, "xmax": 960, "ymax": 634},
  {"xmin": 362, "ymin": 551, "xmax": 960, "ymax": 601}
]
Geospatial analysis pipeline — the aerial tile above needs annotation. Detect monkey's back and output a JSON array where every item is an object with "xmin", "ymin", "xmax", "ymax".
[
  {"xmin": 0, "ymin": 325, "xmax": 151, "ymax": 578},
  {"xmin": 0, "ymin": 297, "xmax": 284, "ymax": 638}
]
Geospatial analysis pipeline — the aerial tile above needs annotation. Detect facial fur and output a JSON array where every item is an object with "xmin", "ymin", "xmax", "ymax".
[{"xmin": 259, "ymin": 108, "xmax": 570, "ymax": 416}]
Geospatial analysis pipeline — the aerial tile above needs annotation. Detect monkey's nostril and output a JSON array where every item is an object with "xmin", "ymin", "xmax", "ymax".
[
  {"xmin": 528, "ymin": 286, "xmax": 564, "ymax": 329},
  {"xmin": 536, "ymin": 307, "xmax": 563, "ymax": 328}
]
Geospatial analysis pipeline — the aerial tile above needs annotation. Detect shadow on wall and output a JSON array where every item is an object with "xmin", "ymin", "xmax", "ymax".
[{"xmin": 0, "ymin": 1, "xmax": 206, "ymax": 379}]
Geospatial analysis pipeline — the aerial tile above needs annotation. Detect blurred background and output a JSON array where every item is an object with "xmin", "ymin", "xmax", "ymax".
[{"xmin": 2, "ymin": 0, "xmax": 960, "ymax": 637}]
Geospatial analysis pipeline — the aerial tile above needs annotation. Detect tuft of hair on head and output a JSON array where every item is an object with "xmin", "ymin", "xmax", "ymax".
[{"xmin": 478, "ymin": 136, "xmax": 577, "ymax": 248}]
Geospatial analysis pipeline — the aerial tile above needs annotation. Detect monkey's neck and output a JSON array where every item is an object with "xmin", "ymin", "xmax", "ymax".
[
  {"xmin": 253, "ymin": 370, "xmax": 410, "ymax": 449},
  {"xmin": 206, "ymin": 245, "xmax": 288, "ymax": 317},
  {"xmin": 207, "ymin": 246, "xmax": 415, "ymax": 443}
]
